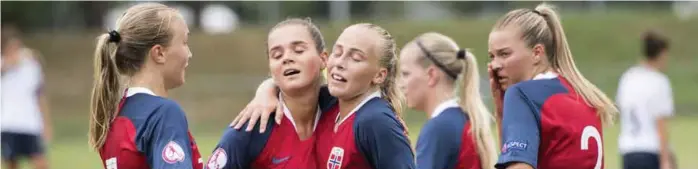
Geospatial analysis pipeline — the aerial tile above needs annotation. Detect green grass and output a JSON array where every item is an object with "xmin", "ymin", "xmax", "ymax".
[{"xmin": 10, "ymin": 9, "xmax": 698, "ymax": 169}]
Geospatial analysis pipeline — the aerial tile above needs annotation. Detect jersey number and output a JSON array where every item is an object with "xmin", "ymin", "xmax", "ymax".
[
  {"xmin": 580, "ymin": 126, "xmax": 602, "ymax": 169},
  {"xmin": 106, "ymin": 157, "xmax": 117, "ymax": 169}
]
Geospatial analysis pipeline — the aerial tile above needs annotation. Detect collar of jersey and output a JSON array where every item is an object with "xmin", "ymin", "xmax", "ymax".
[
  {"xmin": 334, "ymin": 90, "xmax": 382, "ymax": 131},
  {"xmin": 430, "ymin": 98, "xmax": 459, "ymax": 119},
  {"xmin": 279, "ymin": 92, "xmax": 322, "ymax": 133},
  {"xmin": 125, "ymin": 87, "xmax": 156, "ymax": 97},
  {"xmin": 532, "ymin": 71, "xmax": 558, "ymax": 80}
]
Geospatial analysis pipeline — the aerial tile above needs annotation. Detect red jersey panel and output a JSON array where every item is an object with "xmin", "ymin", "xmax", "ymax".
[
  {"xmin": 99, "ymin": 92, "xmax": 203, "ymax": 169},
  {"xmin": 496, "ymin": 75, "xmax": 603, "ymax": 169}
]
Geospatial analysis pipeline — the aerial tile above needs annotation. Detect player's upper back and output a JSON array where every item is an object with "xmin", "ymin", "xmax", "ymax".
[
  {"xmin": 100, "ymin": 88, "xmax": 202, "ymax": 169},
  {"xmin": 498, "ymin": 72, "xmax": 603, "ymax": 169},
  {"xmin": 416, "ymin": 99, "xmax": 480, "ymax": 169}
]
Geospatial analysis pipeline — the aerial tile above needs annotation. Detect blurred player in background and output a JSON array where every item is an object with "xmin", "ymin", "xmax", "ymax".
[
  {"xmin": 232, "ymin": 23, "xmax": 416, "ymax": 169},
  {"xmin": 1, "ymin": 24, "xmax": 51, "ymax": 169},
  {"xmin": 487, "ymin": 3, "xmax": 617, "ymax": 169},
  {"xmin": 398, "ymin": 32, "xmax": 496, "ymax": 169},
  {"xmin": 207, "ymin": 18, "xmax": 336, "ymax": 169},
  {"xmin": 88, "ymin": 3, "xmax": 202, "ymax": 169},
  {"xmin": 616, "ymin": 30, "xmax": 675, "ymax": 169}
]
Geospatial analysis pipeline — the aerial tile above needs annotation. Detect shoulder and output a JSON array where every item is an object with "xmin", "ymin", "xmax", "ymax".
[
  {"xmin": 122, "ymin": 95, "xmax": 187, "ymax": 123},
  {"xmin": 423, "ymin": 108, "xmax": 466, "ymax": 137},
  {"xmin": 354, "ymin": 98, "xmax": 398, "ymax": 124},
  {"xmin": 506, "ymin": 78, "xmax": 569, "ymax": 103}
]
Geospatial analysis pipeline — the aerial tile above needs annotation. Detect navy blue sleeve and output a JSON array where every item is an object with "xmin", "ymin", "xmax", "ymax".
[
  {"xmin": 318, "ymin": 85, "xmax": 337, "ymax": 112},
  {"xmin": 141, "ymin": 102, "xmax": 195, "ymax": 169},
  {"xmin": 206, "ymin": 115, "xmax": 274, "ymax": 169},
  {"xmin": 416, "ymin": 118, "xmax": 462, "ymax": 169},
  {"xmin": 355, "ymin": 110, "xmax": 416, "ymax": 169},
  {"xmin": 495, "ymin": 86, "xmax": 541, "ymax": 169}
]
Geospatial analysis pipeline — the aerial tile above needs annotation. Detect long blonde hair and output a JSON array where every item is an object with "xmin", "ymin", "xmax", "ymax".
[
  {"xmin": 89, "ymin": 3, "xmax": 180, "ymax": 150},
  {"xmin": 493, "ymin": 3, "xmax": 617, "ymax": 124},
  {"xmin": 353, "ymin": 23, "xmax": 409, "ymax": 136},
  {"xmin": 409, "ymin": 32, "xmax": 496, "ymax": 168}
]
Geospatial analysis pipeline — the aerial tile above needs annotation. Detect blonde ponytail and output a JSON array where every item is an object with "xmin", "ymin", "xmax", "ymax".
[
  {"xmin": 457, "ymin": 51, "xmax": 497, "ymax": 169},
  {"xmin": 410, "ymin": 32, "xmax": 497, "ymax": 168},
  {"xmin": 535, "ymin": 4, "xmax": 618, "ymax": 124},
  {"xmin": 88, "ymin": 34, "xmax": 122, "ymax": 150},
  {"xmin": 493, "ymin": 3, "xmax": 618, "ymax": 125}
]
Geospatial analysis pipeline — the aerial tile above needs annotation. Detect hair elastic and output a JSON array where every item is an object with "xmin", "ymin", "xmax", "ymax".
[
  {"xmin": 108, "ymin": 30, "xmax": 121, "ymax": 43},
  {"xmin": 456, "ymin": 49, "xmax": 467, "ymax": 60}
]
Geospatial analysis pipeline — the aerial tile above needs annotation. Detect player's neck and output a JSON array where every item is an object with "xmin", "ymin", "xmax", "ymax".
[
  {"xmin": 641, "ymin": 60, "xmax": 663, "ymax": 72},
  {"xmin": 338, "ymin": 88, "xmax": 378, "ymax": 120},
  {"xmin": 425, "ymin": 86, "xmax": 455, "ymax": 118},
  {"xmin": 128, "ymin": 70, "xmax": 167, "ymax": 97},
  {"xmin": 282, "ymin": 85, "xmax": 320, "ymax": 134}
]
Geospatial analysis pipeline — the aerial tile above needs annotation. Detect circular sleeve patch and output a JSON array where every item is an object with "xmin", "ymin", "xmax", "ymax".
[
  {"xmin": 162, "ymin": 141, "xmax": 186, "ymax": 163},
  {"xmin": 207, "ymin": 148, "xmax": 228, "ymax": 169}
]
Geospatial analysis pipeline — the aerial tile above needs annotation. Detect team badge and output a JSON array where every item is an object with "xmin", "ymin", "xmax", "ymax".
[
  {"xmin": 162, "ymin": 141, "xmax": 186, "ymax": 164},
  {"xmin": 207, "ymin": 148, "xmax": 228, "ymax": 169},
  {"xmin": 327, "ymin": 147, "xmax": 344, "ymax": 169}
]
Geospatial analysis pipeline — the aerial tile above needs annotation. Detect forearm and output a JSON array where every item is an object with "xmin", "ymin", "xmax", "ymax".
[{"xmin": 657, "ymin": 118, "xmax": 671, "ymax": 165}]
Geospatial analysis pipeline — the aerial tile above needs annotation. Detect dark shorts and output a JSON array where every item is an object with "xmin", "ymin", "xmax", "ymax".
[
  {"xmin": 1, "ymin": 132, "xmax": 45, "ymax": 161},
  {"xmin": 623, "ymin": 152, "xmax": 659, "ymax": 169}
]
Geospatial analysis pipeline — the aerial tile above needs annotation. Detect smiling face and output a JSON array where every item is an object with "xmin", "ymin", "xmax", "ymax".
[
  {"xmin": 267, "ymin": 24, "xmax": 325, "ymax": 92},
  {"xmin": 326, "ymin": 25, "xmax": 386, "ymax": 100},
  {"xmin": 487, "ymin": 27, "xmax": 538, "ymax": 90}
]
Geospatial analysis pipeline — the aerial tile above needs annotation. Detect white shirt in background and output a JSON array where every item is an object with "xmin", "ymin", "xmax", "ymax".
[
  {"xmin": 616, "ymin": 65, "xmax": 674, "ymax": 154},
  {"xmin": 1, "ymin": 48, "xmax": 45, "ymax": 135}
]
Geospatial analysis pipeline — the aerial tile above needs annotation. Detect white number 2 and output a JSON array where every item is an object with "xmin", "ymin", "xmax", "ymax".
[{"xmin": 580, "ymin": 126, "xmax": 602, "ymax": 169}]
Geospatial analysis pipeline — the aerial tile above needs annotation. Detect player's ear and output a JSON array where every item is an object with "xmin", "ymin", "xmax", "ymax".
[
  {"xmin": 532, "ymin": 43, "xmax": 545, "ymax": 65},
  {"xmin": 372, "ymin": 67, "xmax": 387, "ymax": 85},
  {"xmin": 320, "ymin": 50, "xmax": 328, "ymax": 69},
  {"xmin": 426, "ymin": 66, "xmax": 439, "ymax": 87}
]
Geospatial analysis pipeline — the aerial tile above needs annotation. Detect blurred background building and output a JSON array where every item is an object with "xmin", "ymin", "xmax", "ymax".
[{"xmin": 1, "ymin": 1, "xmax": 697, "ymax": 169}]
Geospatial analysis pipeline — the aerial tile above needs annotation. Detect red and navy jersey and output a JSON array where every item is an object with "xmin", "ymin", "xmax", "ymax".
[
  {"xmin": 495, "ymin": 73, "xmax": 604, "ymax": 169},
  {"xmin": 99, "ymin": 89, "xmax": 203, "ymax": 169},
  {"xmin": 315, "ymin": 91, "xmax": 415, "ymax": 169},
  {"xmin": 416, "ymin": 100, "xmax": 481, "ymax": 169},
  {"xmin": 207, "ymin": 88, "xmax": 337, "ymax": 169}
]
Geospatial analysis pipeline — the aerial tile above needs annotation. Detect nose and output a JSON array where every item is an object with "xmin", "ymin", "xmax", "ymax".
[
  {"xmin": 282, "ymin": 56, "xmax": 295, "ymax": 65},
  {"xmin": 490, "ymin": 60, "xmax": 503, "ymax": 71}
]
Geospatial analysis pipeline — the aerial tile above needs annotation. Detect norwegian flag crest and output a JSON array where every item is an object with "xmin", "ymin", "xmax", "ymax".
[{"xmin": 327, "ymin": 147, "xmax": 344, "ymax": 169}]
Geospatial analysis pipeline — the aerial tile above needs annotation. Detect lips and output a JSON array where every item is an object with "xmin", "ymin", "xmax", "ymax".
[
  {"xmin": 330, "ymin": 73, "xmax": 347, "ymax": 82},
  {"xmin": 283, "ymin": 69, "xmax": 301, "ymax": 76}
]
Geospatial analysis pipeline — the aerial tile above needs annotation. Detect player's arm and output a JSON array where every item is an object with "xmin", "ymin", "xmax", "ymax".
[
  {"xmin": 141, "ymin": 103, "xmax": 196, "ymax": 169},
  {"xmin": 654, "ymin": 79, "xmax": 675, "ymax": 169},
  {"xmin": 356, "ymin": 111, "xmax": 416, "ymax": 169},
  {"xmin": 208, "ymin": 119, "xmax": 273, "ymax": 169},
  {"xmin": 495, "ymin": 86, "xmax": 540, "ymax": 169},
  {"xmin": 415, "ymin": 121, "xmax": 460, "ymax": 169},
  {"xmin": 230, "ymin": 77, "xmax": 281, "ymax": 133}
]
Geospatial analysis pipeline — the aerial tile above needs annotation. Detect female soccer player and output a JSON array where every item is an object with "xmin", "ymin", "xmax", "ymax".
[
  {"xmin": 206, "ymin": 18, "xmax": 336, "ymax": 169},
  {"xmin": 231, "ymin": 23, "xmax": 416, "ymax": 169},
  {"xmin": 398, "ymin": 32, "xmax": 496, "ymax": 169},
  {"xmin": 88, "ymin": 3, "xmax": 202, "ymax": 169},
  {"xmin": 487, "ymin": 3, "xmax": 617, "ymax": 169}
]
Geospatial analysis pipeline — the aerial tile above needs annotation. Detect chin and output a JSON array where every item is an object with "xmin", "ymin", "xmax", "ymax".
[{"xmin": 327, "ymin": 86, "xmax": 349, "ymax": 99}]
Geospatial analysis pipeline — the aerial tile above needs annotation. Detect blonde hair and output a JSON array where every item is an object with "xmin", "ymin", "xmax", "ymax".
[
  {"xmin": 353, "ymin": 23, "xmax": 409, "ymax": 135},
  {"xmin": 493, "ymin": 3, "xmax": 617, "ymax": 124},
  {"xmin": 408, "ymin": 32, "xmax": 496, "ymax": 168},
  {"xmin": 89, "ymin": 2, "xmax": 180, "ymax": 150}
]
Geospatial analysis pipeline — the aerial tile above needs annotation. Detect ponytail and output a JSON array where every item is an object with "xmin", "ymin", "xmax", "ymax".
[
  {"xmin": 380, "ymin": 61, "xmax": 409, "ymax": 136},
  {"xmin": 535, "ymin": 4, "xmax": 618, "ymax": 124},
  {"xmin": 457, "ymin": 50, "xmax": 497, "ymax": 169},
  {"xmin": 88, "ymin": 34, "xmax": 122, "ymax": 150}
]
